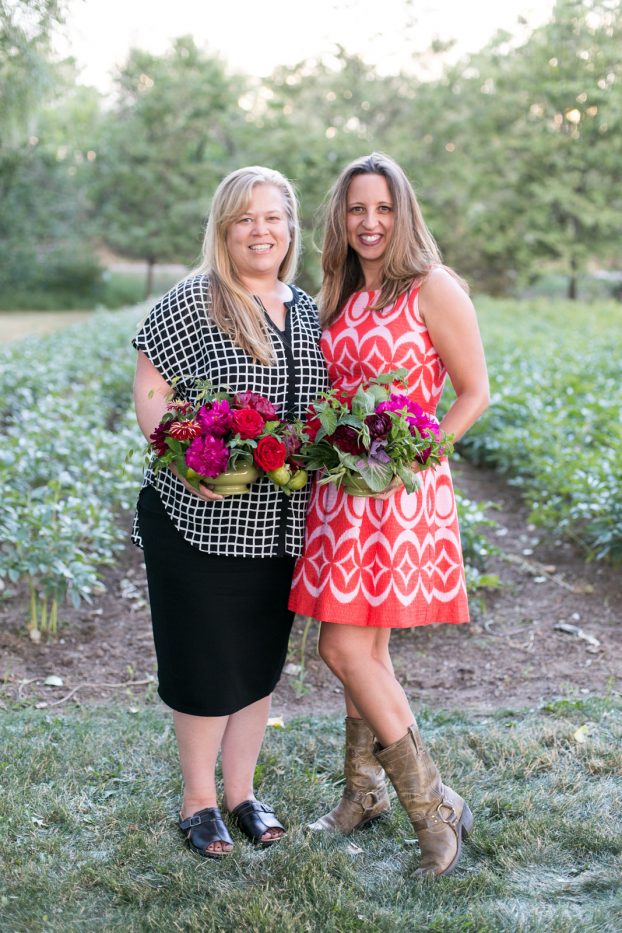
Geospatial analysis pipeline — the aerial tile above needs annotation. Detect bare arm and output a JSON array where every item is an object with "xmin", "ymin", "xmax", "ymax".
[
  {"xmin": 133, "ymin": 351, "xmax": 223, "ymax": 501},
  {"xmin": 418, "ymin": 268, "xmax": 490, "ymax": 442}
]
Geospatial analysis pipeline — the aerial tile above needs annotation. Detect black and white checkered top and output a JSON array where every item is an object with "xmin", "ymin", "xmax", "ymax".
[{"xmin": 131, "ymin": 274, "xmax": 329, "ymax": 557}]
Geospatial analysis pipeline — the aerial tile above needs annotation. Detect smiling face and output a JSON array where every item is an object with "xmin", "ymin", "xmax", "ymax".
[
  {"xmin": 225, "ymin": 183, "xmax": 291, "ymax": 286},
  {"xmin": 345, "ymin": 172, "xmax": 395, "ymax": 281}
]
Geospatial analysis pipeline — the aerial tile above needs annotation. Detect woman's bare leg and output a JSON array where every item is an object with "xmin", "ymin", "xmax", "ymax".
[
  {"xmin": 344, "ymin": 628, "xmax": 394, "ymax": 721},
  {"xmin": 173, "ymin": 710, "xmax": 232, "ymax": 854},
  {"xmin": 319, "ymin": 623, "xmax": 412, "ymax": 746},
  {"xmin": 221, "ymin": 694, "xmax": 282, "ymax": 842}
]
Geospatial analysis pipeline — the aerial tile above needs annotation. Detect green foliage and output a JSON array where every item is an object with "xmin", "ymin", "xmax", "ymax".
[
  {"xmin": 3, "ymin": 2, "xmax": 622, "ymax": 305},
  {"xmin": 0, "ymin": 309, "xmax": 144, "ymax": 628},
  {"xmin": 456, "ymin": 296, "xmax": 622, "ymax": 560},
  {"xmin": 0, "ymin": 701, "xmax": 620, "ymax": 931},
  {"xmin": 89, "ymin": 37, "xmax": 248, "ymax": 295}
]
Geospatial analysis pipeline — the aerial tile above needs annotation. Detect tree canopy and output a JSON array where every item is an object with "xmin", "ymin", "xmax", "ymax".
[{"xmin": 1, "ymin": 0, "xmax": 621, "ymax": 305}]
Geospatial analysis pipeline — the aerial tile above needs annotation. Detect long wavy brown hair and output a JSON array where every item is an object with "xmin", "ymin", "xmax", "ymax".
[
  {"xmin": 319, "ymin": 152, "xmax": 460, "ymax": 327},
  {"xmin": 195, "ymin": 166, "xmax": 300, "ymax": 365}
]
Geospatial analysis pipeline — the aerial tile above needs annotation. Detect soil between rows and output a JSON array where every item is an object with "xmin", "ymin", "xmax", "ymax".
[{"xmin": 1, "ymin": 460, "xmax": 620, "ymax": 718}]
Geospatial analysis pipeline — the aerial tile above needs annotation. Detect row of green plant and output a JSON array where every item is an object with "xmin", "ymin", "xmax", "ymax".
[
  {"xmin": 1, "ymin": 698, "xmax": 620, "ymax": 931},
  {"xmin": 0, "ymin": 309, "xmax": 145, "ymax": 633},
  {"xmin": 0, "ymin": 310, "xmax": 495, "ymax": 634},
  {"xmin": 456, "ymin": 297, "xmax": 622, "ymax": 561}
]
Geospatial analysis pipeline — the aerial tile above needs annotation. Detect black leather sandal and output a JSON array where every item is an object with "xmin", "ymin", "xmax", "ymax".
[
  {"xmin": 230, "ymin": 799, "xmax": 286, "ymax": 846},
  {"xmin": 178, "ymin": 807, "xmax": 234, "ymax": 859}
]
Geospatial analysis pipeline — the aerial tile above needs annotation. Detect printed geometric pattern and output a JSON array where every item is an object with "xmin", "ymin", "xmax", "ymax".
[
  {"xmin": 289, "ymin": 286, "xmax": 469, "ymax": 627},
  {"xmin": 131, "ymin": 275, "xmax": 329, "ymax": 558}
]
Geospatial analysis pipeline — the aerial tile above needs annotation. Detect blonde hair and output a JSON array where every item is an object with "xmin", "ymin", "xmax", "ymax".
[
  {"xmin": 195, "ymin": 166, "xmax": 300, "ymax": 365},
  {"xmin": 319, "ymin": 152, "xmax": 463, "ymax": 327}
]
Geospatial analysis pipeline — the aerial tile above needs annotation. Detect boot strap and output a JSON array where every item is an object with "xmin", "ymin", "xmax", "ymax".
[
  {"xmin": 412, "ymin": 802, "xmax": 460, "ymax": 832},
  {"xmin": 343, "ymin": 788, "xmax": 382, "ymax": 810}
]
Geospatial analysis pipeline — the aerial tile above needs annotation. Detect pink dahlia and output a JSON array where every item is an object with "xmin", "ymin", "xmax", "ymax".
[
  {"xmin": 185, "ymin": 434, "xmax": 229, "ymax": 478},
  {"xmin": 197, "ymin": 400, "xmax": 233, "ymax": 437}
]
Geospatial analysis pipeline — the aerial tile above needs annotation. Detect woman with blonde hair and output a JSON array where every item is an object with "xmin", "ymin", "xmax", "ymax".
[
  {"xmin": 290, "ymin": 153, "xmax": 489, "ymax": 876},
  {"xmin": 133, "ymin": 166, "xmax": 328, "ymax": 857}
]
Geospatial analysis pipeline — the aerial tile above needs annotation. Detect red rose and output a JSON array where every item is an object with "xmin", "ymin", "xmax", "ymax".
[
  {"xmin": 254, "ymin": 435, "xmax": 287, "ymax": 471},
  {"xmin": 231, "ymin": 408, "xmax": 265, "ymax": 439},
  {"xmin": 305, "ymin": 406, "xmax": 322, "ymax": 442}
]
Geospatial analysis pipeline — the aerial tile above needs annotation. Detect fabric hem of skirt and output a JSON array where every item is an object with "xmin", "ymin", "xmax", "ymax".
[
  {"xmin": 288, "ymin": 600, "xmax": 469, "ymax": 629},
  {"xmin": 156, "ymin": 680, "xmax": 282, "ymax": 718}
]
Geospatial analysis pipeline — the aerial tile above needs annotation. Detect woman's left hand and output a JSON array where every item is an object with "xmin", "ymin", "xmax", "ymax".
[{"xmin": 371, "ymin": 476, "xmax": 403, "ymax": 500}]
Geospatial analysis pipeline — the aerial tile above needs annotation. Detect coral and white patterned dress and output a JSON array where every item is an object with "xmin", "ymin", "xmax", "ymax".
[{"xmin": 289, "ymin": 285, "xmax": 469, "ymax": 628}]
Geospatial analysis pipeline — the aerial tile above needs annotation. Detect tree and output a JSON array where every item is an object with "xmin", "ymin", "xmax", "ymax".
[
  {"xmin": 91, "ymin": 38, "xmax": 248, "ymax": 297},
  {"xmin": 0, "ymin": 1, "xmax": 103, "ymax": 308},
  {"xmin": 400, "ymin": 0, "xmax": 622, "ymax": 296}
]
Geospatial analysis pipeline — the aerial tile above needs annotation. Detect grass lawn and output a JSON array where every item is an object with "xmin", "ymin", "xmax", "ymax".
[{"xmin": 1, "ymin": 698, "xmax": 621, "ymax": 932}]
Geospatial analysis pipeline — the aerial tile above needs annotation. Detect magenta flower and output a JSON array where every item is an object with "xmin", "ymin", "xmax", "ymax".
[
  {"xmin": 377, "ymin": 394, "xmax": 440, "ymax": 440},
  {"xmin": 185, "ymin": 434, "xmax": 229, "ymax": 477},
  {"xmin": 232, "ymin": 391, "xmax": 278, "ymax": 421},
  {"xmin": 197, "ymin": 400, "xmax": 233, "ymax": 437}
]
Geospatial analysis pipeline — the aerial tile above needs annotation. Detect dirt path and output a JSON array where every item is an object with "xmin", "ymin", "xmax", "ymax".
[
  {"xmin": 1, "ymin": 461, "xmax": 620, "ymax": 716},
  {"xmin": 0, "ymin": 311, "xmax": 94, "ymax": 344}
]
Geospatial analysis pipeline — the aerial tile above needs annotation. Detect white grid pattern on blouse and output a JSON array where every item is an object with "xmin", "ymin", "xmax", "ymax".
[{"xmin": 131, "ymin": 275, "xmax": 329, "ymax": 557}]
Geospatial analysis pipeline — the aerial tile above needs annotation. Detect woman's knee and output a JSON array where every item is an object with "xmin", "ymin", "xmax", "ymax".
[{"xmin": 318, "ymin": 625, "xmax": 372, "ymax": 680}]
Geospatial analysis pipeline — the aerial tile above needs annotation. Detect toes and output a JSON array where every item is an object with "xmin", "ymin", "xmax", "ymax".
[
  {"xmin": 206, "ymin": 840, "xmax": 233, "ymax": 854},
  {"xmin": 260, "ymin": 828, "xmax": 284, "ymax": 843}
]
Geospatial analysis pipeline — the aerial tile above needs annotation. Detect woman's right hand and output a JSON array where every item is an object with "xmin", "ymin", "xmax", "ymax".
[{"xmin": 171, "ymin": 467, "xmax": 224, "ymax": 502}]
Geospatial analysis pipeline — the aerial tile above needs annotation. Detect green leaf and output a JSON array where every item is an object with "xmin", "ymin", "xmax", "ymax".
[{"xmin": 358, "ymin": 460, "xmax": 394, "ymax": 492}]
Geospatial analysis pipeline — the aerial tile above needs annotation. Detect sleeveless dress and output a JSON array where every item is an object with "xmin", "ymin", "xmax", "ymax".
[{"xmin": 289, "ymin": 285, "xmax": 469, "ymax": 628}]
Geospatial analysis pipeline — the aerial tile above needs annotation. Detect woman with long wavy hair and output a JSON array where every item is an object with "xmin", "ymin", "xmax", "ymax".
[{"xmin": 290, "ymin": 152, "xmax": 489, "ymax": 876}]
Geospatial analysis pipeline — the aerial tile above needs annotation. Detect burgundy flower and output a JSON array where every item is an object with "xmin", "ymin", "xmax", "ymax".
[
  {"xmin": 330, "ymin": 425, "xmax": 365, "ymax": 456},
  {"xmin": 150, "ymin": 422, "xmax": 169, "ymax": 457},
  {"xmin": 282, "ymin": 423, "xmax": 302, "ymax": 462},
  {"xmin": 365, "ymin": 411, "xmax": 392, "ymax": 440},
  {"xmin": 168, "ymin": 420, "xmax": 202, "ymax": 440},
  {"xmin": 232, "ymin": 391, "xmax": 278, "ymax": 421},
  {"xmin": 197, "ymin": 399, "xmax": 233, "ymax": 437},
  {"xmin": 185, "ymin": 434, "xmax": 229, "ymax": 478},
  {"xmin": 231, "ymin": 408, "xmax": 265, "ymax": 439}
]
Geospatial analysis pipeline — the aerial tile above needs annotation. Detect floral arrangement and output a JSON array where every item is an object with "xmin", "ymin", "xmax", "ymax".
[
  {"xmin": 148, "ymin": 381, "xmax": 308, "ymax": 495},
  {"xmin": 302, "ymin": 369, "xmax": 452, "ymax": 495}
]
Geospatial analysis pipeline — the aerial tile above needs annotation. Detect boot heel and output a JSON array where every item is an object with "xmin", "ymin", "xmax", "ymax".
[{"xmin": 460, "ymin": 803, "xmax": 474, "ymax": 838}]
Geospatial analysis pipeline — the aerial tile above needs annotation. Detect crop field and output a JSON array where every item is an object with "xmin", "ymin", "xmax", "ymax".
[
  {"xmin": 0, "ymin": 308, "xmax": 494, "ymax": 627},
  {"xmin": 1, "ymin": 300, "xmax": 620, "ymax": 932},
  {"xmin": 457, "ymin": 297, "xmax": 622, "ymax": 562}
]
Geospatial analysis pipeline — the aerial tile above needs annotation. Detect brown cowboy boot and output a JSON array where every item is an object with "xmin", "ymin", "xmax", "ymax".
[
  {"xmin": 308, "ymin": 717, "xmax": 390, "ymax": 833},
  {"xmin": 374, "ymin": 722, "xmax": 473, "ymax": 876}
]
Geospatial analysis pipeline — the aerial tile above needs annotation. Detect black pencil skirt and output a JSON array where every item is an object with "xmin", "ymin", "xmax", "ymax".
[{"xmin": 137, "ymin": 484, "xmax": 296, "ymax": 716}]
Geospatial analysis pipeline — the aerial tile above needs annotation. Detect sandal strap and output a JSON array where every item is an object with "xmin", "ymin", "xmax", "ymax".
[
  {"xmin": 179, "ymin": 806, "xmax": 232, "ymax": 847},
  {"xmin": 231, "ymin": 799, "xmax": 285, "ymax": 841}
]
